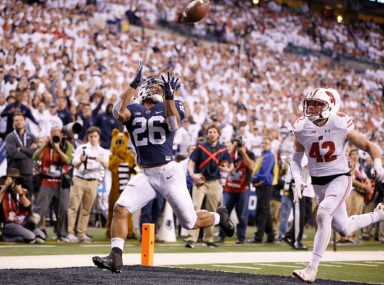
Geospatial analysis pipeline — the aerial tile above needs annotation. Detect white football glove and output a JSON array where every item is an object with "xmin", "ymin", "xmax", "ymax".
[
  {"xmin": 371, "ymin": 158, "xmax": 384, "ymax": 183},
  {"xmin": 293, "ymin": 176, "xmax": 307, "ymax": 204}
]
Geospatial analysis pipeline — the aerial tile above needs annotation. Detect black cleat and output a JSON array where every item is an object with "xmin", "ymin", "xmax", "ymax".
[
  {"xmin": 216, "ymin": 206, "xmax": 235, "ymax": 237},
  {"xmin": 93, "ymin": 247, "xmax": 123, "ymax": 274}
]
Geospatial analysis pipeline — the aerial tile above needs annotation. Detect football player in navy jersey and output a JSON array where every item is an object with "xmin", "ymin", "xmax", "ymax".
[{"xmin": 93, "ymin": 62, "xmax": 234, "ymax": 273}]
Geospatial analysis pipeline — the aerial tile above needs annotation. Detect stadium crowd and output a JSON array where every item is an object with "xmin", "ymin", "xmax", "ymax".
[{"xmin": 0, "ymin": 0, "xmax": 383, "ymax": 245}]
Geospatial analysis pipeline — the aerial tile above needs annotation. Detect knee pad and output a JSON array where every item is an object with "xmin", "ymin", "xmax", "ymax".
[{"xmin": 317, "ymin": 207, "xmax": 332, "ymax": 226}]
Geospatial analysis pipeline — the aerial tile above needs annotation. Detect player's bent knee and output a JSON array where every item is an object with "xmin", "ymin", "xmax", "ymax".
[
  {"xmin": 180, "ymin": 221, "xmax": 195, "ymax": 230},
  {"xmin": 113, "ymin": 203, "xmax": 130, "ymax": 218},
  {"xmin": 317, "ymin": 208, "xmax": 331, "ymax": 225}
]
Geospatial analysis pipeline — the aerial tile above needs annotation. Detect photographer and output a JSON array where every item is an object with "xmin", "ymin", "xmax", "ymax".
[
  {"xmin": 216, "ymin": 136, "xmax": 255, "ymax": 244},
  {"xmin": 0, "ymin": 168, "xmax": 45, "ymax": 243},
  {"xmin": 32, "ymin": 127, "xmax": 74, "ymax": 242},
  {"xmin": 68, "ymin": 126, "xmax": 109, "ymax": 242}
]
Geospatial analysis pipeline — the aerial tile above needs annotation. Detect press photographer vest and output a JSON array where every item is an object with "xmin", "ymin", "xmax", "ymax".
[
  {"xmin": 41, "ymin": 142, "xmax": 69, "ymax": 187},
  {"xmin": 1, "ymin": 188, "xmax": 28, "ymax": 225},
  {"xmin": 224, "ymin": 153, "xmax": 248, "ymax": 193}
]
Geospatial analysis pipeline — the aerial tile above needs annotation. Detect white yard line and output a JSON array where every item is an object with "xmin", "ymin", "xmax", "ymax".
[
  {"xmin": 331, "ymin": 262, "xmax": 378, "ymax": 267},
  {"xmin": 212, "ymin": 265, "xmax": 261, "ymax": 270},
  {"xmin": 254, "ymin": 264, "xmax": 298, "ymax": 268},
  {"xmin": 0, "ymin": 251, "xmax": 383, "ymax": 270}
]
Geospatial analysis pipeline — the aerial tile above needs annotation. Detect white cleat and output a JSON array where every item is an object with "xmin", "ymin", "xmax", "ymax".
[
  {"xmin": 293, "ymin": 263, "xmax": 318, "ymax": 284},
  {"xmin": 374, "ymin": 202, "xmax": 384, "ymax": 221}
]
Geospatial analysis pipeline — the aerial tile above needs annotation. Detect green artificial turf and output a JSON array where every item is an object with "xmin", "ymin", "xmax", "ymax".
[{"xmin": 173, "ymin": 261, "xmax": 384, "ymax": 284}]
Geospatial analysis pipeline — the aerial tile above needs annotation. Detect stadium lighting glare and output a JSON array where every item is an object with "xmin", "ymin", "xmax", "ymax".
[
  {"xmin": 337, "ymin": 15, "xmax": 343, "ymax": 23},
  {"xmin": 253, "ymin": 0, "xmax": 259, "ymax": 4}
]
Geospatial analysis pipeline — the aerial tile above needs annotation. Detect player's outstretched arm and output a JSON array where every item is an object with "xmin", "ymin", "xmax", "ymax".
[
  {"xmin": 290, "ymin": 136, "xmax": 307, "ymax": 203},
  {"xmin": 161, "ymin": 71, "xmax": 182, "ymax": 132},
  {"xmin": 347, "ymin": 129, "xmax": 384, "ymax": 182},
  {"xmin": 113, "ymin": 61, "xmax": 143, "ymax": 124}
]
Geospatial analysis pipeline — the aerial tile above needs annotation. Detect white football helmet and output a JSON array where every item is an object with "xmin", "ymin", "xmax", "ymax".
[
  {"xmin": 138, "ymin": 77, "xmax": 164, "ymax": 104},
  {"xmin": 303, "ymin": 88, "xmax": 336, "ymax": 121}
]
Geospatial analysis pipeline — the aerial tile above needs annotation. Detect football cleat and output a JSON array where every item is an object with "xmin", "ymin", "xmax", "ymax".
[
  {"xmin": 293, "ymin": 263, "xmax": 317, "ymax": 284},
  {"xmin": 93, "ymin": 247, "xmax": 123, "ymax": 274},
  {"xmin": 216, "ymin": 206, "xmax": 235, "ymax": 237},
  {"xmin": 374, "ymin": 202, "xmax": 384, "ymax": 221},
  {"xmin": 185, "ymin": 240, "xmax": 195, "ymax": 248}
]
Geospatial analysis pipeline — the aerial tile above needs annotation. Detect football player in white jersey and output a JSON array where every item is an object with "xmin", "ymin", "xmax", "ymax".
[
  {"xmin": 290, "ymin": 88, "xmax": 384, "ymax": 283},
  {"xmin": 92, "ymin": 62, "xmax": 234, "ymax": 274}
]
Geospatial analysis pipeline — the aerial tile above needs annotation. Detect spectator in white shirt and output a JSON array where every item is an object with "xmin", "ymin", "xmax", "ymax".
[
  {"xmin": 174, "ymin": 118, "xmax": 195, "ymax": 156},
  {"xmin": 67, "ymin": 126, "xmax": 109, "ymax": 243},
  {"xmin": 30, "ymin": 101, "xmax": 51, "ymax": 139},
  {"xmin": 47, "ymin": 103, "xmax": 63, "ymax": 129}
]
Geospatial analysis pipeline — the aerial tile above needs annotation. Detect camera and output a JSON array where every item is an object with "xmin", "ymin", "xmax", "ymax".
[
  {"xmin": 13, "ymin": 177, "xmax": 22, "ymax": 186},
  {"xmin": 62, "ymin": 122, "xmax": 82, "ymax": 137},
  {"xmin": 233, "ymin": 135, "xmax": 244, "ymax": 148},
  {"xmin": 52, "ymin": 135, "xmax": 60, "ymax": 143}
]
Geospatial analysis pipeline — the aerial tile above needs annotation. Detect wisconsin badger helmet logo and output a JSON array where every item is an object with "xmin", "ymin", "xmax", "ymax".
[{"xmin": 138, "ymin": 77, "xmax": 165, "ymax": 104}]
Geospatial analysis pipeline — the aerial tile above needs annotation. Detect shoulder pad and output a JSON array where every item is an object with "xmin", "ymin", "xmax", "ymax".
[
  {"xmin": 334, "ymin": 112, "xmax": 353, "ymax": 130},
  {"xmin": 292, "ymin": 116, "xmax": 305, "ymax": 135}
]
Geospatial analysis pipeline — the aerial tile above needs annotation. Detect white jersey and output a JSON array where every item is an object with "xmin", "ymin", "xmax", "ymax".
[{"xmin": 293, "ymin": 112, "xmax": 354, "ymax": 177}]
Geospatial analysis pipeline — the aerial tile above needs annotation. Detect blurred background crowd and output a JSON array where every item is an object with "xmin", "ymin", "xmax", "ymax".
[{"xmin": 0, "ymin": 0, "xmax": 383, "ymax": 245}]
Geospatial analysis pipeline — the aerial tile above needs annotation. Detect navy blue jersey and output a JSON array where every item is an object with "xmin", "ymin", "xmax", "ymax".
[{"xmin": 125, "ymin": 100, "xmax": 185, "ymax": 166}]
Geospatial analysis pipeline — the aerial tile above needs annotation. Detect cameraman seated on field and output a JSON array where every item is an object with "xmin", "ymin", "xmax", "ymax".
[
  {"xmin": 32, "ymin": 127, "xmax": 74, "ymax": 243},
  {"xmin": 0, "ymin": 168, "xmax": 45, "ymax": 243}
]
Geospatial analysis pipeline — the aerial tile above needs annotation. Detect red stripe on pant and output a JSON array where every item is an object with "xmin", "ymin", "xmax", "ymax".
[{"xmin": 331, "ymin": 176, "xmax": 351, "ymax": 217}]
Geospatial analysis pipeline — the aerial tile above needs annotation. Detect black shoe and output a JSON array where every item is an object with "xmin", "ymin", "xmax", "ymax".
[
  {"xmin": 93, "ymin": 247, "xmax": 123, "ymax": 274},
  {"xmin": 282, "ymin": 235, "xmax": 292, "ymax": 246},
  {"xmin": 246, "ymin": 238, "xmax": 262, "ymax": 243},
  {"xmin": 215, "ymin": 236, "xmax": 225, "ymax": 243},
  {"xmin": 203, "ymin": 242, "xmax": 218, "ymax": 248},
  {"xmin": 264, "ymin": 240, "xmax": 275, "ymax": 244},
  {"xmin": 216, "ymin": 206, "xmax": 235, "ymax": 237},
  {"xmin": 362, "ymin": 236, "xmax": 370, "ymax": 241},
  {"xmin": 185, "ymin": 240, "xmax": 194, "ymax": 248},
  {"xmin": 236, "ymin": 239, "xmax": 244, "ymax": 244},
  {"xmin": 292, "ymin": 244, "xmax": 308, "ymax": 250}
]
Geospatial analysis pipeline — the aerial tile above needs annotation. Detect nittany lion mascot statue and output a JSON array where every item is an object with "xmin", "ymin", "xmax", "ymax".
[{"xmin": 106, "ymin": 129, "xmax": 137, "ymax": 239}]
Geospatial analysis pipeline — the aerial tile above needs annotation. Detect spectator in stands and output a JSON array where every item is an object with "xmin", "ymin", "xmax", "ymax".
[
  {"xmin": 94, "ymin": 103, "xmax": 118, "ymax": 150},
  {"xmin": 67, "ymin": 127, "xmax": 109, "ymax": 243},
  {"xmin": 216, "ymin": 137, "xmax": 255, "ymax": 244},
  {"xmin": 1, "ymin": 91, "xmax": 39, "ymax": 135},
  {"xmin": 248, "ymin": 137, "xmax": 278, "ymax": 243},
  {"xmin": 57, "ymin": 97, "xmax": 73, "ymax": 126},
  {"xmin": 5, "ymin": 113, "xmax": 37, "ymax": 196},
  {"xmin": 32, "ymin": 127, "xmax": 73, "ymax": 243},
  {"xmin": 186, "ymin": 125, "xmax": 233, "ymax": 248},
  {"xmin": 0, "ymin": 168, "xmax": 45, "ymax": 243},
  {"xmin": 78, "ymin": 100, "xmax": 104, "ymax": 141},
  {"xmin": 174, "ymin": 118, "xmax": 195, "ymax": 156}
]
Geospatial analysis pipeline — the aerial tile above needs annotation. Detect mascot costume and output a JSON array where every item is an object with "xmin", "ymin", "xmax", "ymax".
[{"xmin": 106, "ymin": 129, "xmax": 137, "ymax": 239}]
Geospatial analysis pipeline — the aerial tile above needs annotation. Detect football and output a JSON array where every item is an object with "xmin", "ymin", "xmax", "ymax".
[
  {"xmin": 219, "ymin": 160, "xmax": 230, "ymax": 168},
  {"xmin": 181, "ymin": 0, "xmax": 210, "ymax": 23}
]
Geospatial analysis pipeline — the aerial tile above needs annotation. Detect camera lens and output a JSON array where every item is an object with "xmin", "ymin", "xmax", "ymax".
[{"xmin": 52, "ymin": 135, "xmax": 60, "ymax": 143}]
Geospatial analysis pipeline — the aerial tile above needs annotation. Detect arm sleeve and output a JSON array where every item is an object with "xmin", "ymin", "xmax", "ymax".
[
  {"xmin": 189, "ymin": 146, "xmax": 200, "ymax": 163},
  {"xmin": 5, "ymin": 135, "xmax": 29, "ymax": 159},
  {"xmin": 32, "ymin": 142, "xmax": 46, "ymax": 161},
  {"xmin": 1, "ymin": 105, "xmax": 11, "ymax": 117},
  {"xmin": 289, "ymin": 149, "xmax": 304, "ymax": 180},
  {"xmin": 252, "ymin": 153, "xmax": 275, "ymax": 183},
  {"xmin": 92, "ymin": 97, "xmax": 104, "ymax": 117},
  {"xmin": 64, "ymin": 143, "xmax": 74, "ymax": 164},
  {"xmin": 102, "ymin": 148, "xmax": 110, "ymax": 164},
  {"xmin": 26, "ymin": 108, "xmax": 39, "ymax": 125},
  {"xmin": 72, "ymin": 145, "xmax": 82, "ymax": 164}
]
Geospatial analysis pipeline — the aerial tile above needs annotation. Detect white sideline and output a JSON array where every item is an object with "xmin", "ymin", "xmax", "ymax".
[{"xmin": 1, "ymin": 251, "xmax": 384, "ymax": 269}]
